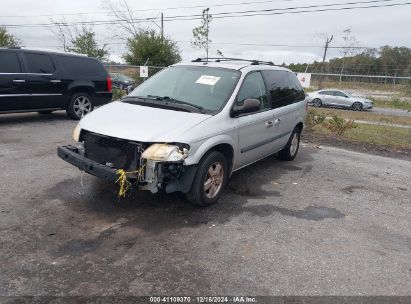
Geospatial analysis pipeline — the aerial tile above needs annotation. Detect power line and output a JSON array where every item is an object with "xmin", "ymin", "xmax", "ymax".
[
  {"xmin": 28, "ymin": 40, "xmax": 387, "ymax": 50},
  {"xmin": 0, "ymin": 0, "xmax": 299, "ymax": 18},
  {"xmin": 1, "ymin": 0, "xmax": 406, "ymax": 28}
]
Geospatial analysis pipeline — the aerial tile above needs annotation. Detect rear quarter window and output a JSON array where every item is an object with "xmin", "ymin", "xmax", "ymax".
[
  {"xmin": 25, "ymin": 53, "xmax": 55, "ymax": 74},
  {"xmin": 58, "ymin": 55, "xmax": 107, "ymax": 77},
  {"xmin": 261, "ymin": 70, "xmax": 295, "ymax": 108},
  {"xmin": 0, "ymin": 51, "xmax": 22, "ymax": 73},
  {"xmin": 287, "ymin": 72, "xmax": 306, "ymax": 102}
]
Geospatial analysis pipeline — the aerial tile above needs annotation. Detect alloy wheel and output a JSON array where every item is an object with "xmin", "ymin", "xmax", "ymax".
[
  {"xmin": 73, "ymin": 96, "xmax": 92, "ymax": 117},
  {"xmin": 290, "ymin": 132, "xmax": 299, "ymax": 156},
  {"xmin": 204, "ymin": 162, "xmax": 224, "ymax": 199}
]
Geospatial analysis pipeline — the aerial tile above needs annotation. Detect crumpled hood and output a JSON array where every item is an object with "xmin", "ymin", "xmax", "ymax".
[{"xmin": 79, "ymin": 101, "xmax": 212, "ymax": 142}]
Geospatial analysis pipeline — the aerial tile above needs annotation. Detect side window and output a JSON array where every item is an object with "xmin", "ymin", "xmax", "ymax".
[
  {"xmin": 236, "ymin": 72, "xmax": 269, "ymax": 110},
  {"xmin": 288, "ymin": 72, "xmax": 306, "ymax": 102},
  {"xmin": 334, "ymin": 91, "xmax": 346, "ymax": 97},
  {"xmin": 59, "ymin": 56, "xmax": 107, "ymax": 77},
  {"xmin": 25, "ymin": 53, "xmax": 55, "ymax": 74},
  {"xmin": 320, "ymin": 91, "xmax": 331, "ymax": 96},
  {"xmin": 0, "ymin": 51, "xmax": 22, "ymax": 73},
  {"xmin": 261, "ymin": 70, "xmax": 294, "ymax": 108}
]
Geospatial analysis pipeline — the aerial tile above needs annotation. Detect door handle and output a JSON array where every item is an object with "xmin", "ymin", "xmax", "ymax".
[
  {"xmin": 265, "ymin": 121, "xmax": 273, "ymax": 128},
  {"xmin": 13, "ymin": 79, "xmax": 25, "ymax": 83},
  {"xmin": 274, "ymin": 118, "xmax": 281, "ymax": 126},
  {"xmin": 50, "ymin": 80, "xmax": 61, "ymax": 83}
]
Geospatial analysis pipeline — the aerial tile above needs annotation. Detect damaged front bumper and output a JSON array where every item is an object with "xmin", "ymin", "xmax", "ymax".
[
  {"xmin": 58, "ymin": 145, "xmax": 118, "ymax": 182},
  {"xmin": 57, "ymin": 145, "xmax": 197, "ymax": 194}
]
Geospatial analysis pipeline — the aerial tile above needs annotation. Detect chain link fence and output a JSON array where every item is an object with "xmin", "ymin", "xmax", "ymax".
[
  {"xmin": 104, "ymin": 64, "xmax": 411, "ymax": 94},
  {"xmin": 104, "ymin": 64, "xmax": 166, "ymax": 86}
]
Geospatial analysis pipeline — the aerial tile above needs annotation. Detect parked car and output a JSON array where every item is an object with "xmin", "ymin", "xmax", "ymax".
[
  {"xmin": 110, "ymin": 72, "xmax": 136, "ymax": 92},
  {"xmin": 306, "ymin": 89, "xmax": 373, "ymax": 111},
  {"xmin": 58, "ymin": 58, "xmax": 307, "ymax": 206},
  {"xmin": 0, "ymin": 47, "xmax": 112, "ymax": 120}
]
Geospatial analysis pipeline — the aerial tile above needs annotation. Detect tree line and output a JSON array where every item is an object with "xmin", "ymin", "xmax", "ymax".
[{"xmin": 288, "ymin": 46, "xmax": 411, "ymax": 78}]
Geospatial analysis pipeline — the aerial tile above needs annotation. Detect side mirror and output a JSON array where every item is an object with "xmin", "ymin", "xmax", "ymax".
[{"xmin": 232, "ymin": 98, "xmax": 261, "ymax": 116}]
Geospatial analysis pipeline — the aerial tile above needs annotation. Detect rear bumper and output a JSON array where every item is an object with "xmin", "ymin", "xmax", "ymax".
[
  {"xmin": 57, "ymin": 145, "xmax": 117, "ymax": 182},
  {"xmin": 94, "ymin": 92, "xmax": 113, "ymax": 106}
]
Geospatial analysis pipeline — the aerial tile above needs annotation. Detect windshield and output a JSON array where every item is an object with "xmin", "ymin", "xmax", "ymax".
[{"xmin": 128, "ymin": 65, "xmax": 241, "ymax": 112}]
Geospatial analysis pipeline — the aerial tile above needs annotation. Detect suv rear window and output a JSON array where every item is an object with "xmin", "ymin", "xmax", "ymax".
[
  {"xmin": 25, "ymin": 53, "xmax": 55, "ymax": 74},
  {"xmin": 0, "ymin": 51, "xmax": 22, "ymax": 73},
  {"xmin": 58, "ymin": 55, "xmax": 107, "ymax": 77}
]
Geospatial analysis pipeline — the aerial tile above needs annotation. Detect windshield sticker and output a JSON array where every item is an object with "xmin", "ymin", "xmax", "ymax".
[{"xmin": 196, "ymin": 75, "xmax": 221, "ymax": 86}]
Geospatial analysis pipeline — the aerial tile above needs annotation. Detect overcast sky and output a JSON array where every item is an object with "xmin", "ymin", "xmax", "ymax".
[{"xmin": 2, "ymin": 0, "xmax": 411, "ymax": 64}]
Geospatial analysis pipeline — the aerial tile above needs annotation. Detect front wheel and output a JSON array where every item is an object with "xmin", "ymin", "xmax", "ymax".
[
  {"xmin": 187, "ymin": 151, "xmax": 228, "ymax": 207},
  {"xmin": 352, "ymin": 102, "xmax": 363, "ymax": 111},
  {"xmin": 66, "ymin": 92, "xmax": 94, "ymax": 120},
  {"xmin": 278, "ymin": 127, "xmax": 301, "ymax": 161},
  {"xmin": 312, "ymin": 98, "xmax": 322, "ymax": 107}
]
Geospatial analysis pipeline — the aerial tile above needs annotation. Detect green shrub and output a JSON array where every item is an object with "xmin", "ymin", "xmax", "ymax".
[
  {"xmin": 322, "ymin": 115, "xmax": 356, "ymax": 137},
  {"xmin": 112, "ymin": 88, "xmax": 127, "ymax": 101},
  {"xmin": 306, "ymin": 109, "xmax": 326, "ymax": 130},
  {"xmin": 403, "ymin": 80, "xmax": 411, "ymax": 96}
]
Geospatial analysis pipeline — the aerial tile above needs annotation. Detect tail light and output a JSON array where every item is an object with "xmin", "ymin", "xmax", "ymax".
[{"xmin": 107, "ymin": 76, "xmax": 112, "ymax": 92}]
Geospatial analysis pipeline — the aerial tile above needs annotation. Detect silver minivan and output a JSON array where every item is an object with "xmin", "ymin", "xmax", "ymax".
[{"xmin": 58, "ymin": 58, "xmax": 307, "ymax": 206}]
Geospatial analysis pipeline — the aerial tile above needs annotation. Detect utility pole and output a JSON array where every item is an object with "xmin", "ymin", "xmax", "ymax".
[
  {"xmin": 161, "ymin": 13, "xmax": 164, "ymax": 43},
  {"xmin": 205, "ymin": 8, "xmax": 210, "ymax": 61},
  {"xmin": 318, "ymin": 35, "xmax": 333, "ymax": 89}
]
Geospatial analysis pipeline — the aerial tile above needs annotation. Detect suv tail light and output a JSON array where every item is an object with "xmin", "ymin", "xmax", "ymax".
[{"xmin": 107, "ymin": 76, "xmax": 112, "ymax": 92}]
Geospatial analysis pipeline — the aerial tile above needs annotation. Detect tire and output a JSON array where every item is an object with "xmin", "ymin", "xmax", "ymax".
[
  {"xmin": 186, "ymin": 151, "xmax": 228, "ymax": 207},
  {"xmin": 278, "ymin": 127, "xmax": 301, "ymax": 161},
  {"xmin": 352, "ymin": 102, "xmax": 363, "ymax": 111},
  {"xmin": 313, "ymin": 98, "xmax": 322, "ymax": 107},
  {"xmin": 66, "ymin": 92, "xmax": 94, "ymax": 120},
  {"xmin": 38, "ymin": 110, "xmax": 54, "ymax": 114}
]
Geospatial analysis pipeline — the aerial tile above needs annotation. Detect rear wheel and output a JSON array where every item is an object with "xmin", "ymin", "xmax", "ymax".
[
  {"xmin": 66, "ymin": 92, "xmax": 94, "ymax": 120},
  {"xmin": 313, "ymin": 98, "xmax": 322, "ymax": 107},
  {"xmin": 352, "ymin": 102, "xmax": 363, "ymax": 111},
  {"xmin": 187, "ymin": 151, "xmax": 228, "ymax": 207},
  {"xmin": 278, "ymin": 127, "xmax": 301, "ymax": 161}
]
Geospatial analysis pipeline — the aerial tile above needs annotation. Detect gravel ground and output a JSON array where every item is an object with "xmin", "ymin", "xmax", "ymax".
[{"xmin": 0, "ymin": 111, "xmax": 410, "ymax": 296}]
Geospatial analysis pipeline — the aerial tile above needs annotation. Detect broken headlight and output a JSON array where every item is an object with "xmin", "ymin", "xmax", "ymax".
[{"xmin": 142, "ymin": 144, "xmax": 188, "ymax": 162}]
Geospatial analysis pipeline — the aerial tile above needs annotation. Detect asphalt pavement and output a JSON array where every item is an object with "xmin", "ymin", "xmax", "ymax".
[{"xmin": 0, "ymin": 112, "xmax": 410, "ymax": 296}]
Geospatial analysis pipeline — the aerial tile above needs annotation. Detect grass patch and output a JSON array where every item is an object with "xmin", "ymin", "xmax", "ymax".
[
  {"xmin": 314, "ymin": 107, "xmax": 411, "ymax": 126},
  {"xmin": 312, "ymin": 123, "xmax": 411, "ymax": 149},
  {"xmin": 366, "ymin": 96, "xmax": 411, "ymax": 111}
]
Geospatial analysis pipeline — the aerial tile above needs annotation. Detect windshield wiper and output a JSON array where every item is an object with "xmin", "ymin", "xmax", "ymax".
[{"xmin": 146, "ymin": 95, "xmax": 206, "ymax": 113}]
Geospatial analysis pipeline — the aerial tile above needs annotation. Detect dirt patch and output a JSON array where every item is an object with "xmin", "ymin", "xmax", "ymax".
[{"xmin": 302, "ymin": 131, "xmax": 411, "ymax": 160}]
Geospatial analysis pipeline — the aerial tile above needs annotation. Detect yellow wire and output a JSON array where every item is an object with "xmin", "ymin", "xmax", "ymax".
[{"xmin": 115, "ymin": 163, "xmax": 146, "ymax": 198}]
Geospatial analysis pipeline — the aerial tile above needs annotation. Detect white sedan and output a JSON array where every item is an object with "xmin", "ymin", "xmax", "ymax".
[{"xmin": 306, "ymin": 89, "xmax": 373, "ymax": 111}]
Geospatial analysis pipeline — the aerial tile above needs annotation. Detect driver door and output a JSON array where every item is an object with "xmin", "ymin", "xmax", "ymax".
[{"xmin": 236, "ymin": 71, "xmax": 274, "ymax": 168}]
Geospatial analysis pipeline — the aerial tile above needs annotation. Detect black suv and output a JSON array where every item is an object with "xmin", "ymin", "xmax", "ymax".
[{"xmin": 0, "ymin": 48, "xmax": 112, "ymax": 120}]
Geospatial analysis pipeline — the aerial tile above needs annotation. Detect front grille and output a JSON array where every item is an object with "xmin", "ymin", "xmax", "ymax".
[{"xmin": 82, "ymin": 131, "xmax": 144, "ymax": 172}]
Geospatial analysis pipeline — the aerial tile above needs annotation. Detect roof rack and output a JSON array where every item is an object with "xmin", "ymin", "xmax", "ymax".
[{"xmin": 191, "ymin": 57, "xmax": 274, "ymax": 66}]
